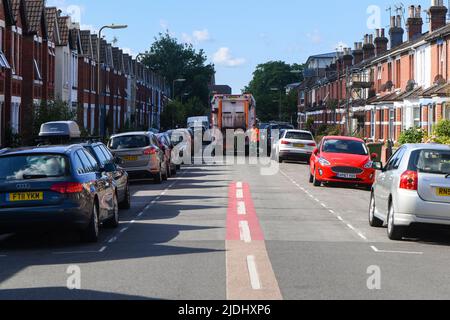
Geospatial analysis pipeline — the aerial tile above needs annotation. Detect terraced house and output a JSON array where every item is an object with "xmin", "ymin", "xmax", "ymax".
[
  {"xmin": 298, "ymin": 0, "xmax": 450, "ymax": 143},
  {"xmin": 0, "ymin": 0, "xmax": 169, "ymax": 147}
]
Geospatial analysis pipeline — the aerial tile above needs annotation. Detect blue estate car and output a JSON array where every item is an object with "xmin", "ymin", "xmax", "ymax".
[{"xmin": 0, "ymin": 145, "xmax": 119, "ymax": 242}]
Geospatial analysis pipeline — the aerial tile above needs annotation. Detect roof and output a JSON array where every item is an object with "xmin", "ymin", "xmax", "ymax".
[
  {"xmin": 110, "ymin": 132, "xmax": 153, "ymax": 138},
  {"xmin": 421, "ymin": 83, "xmax": 450, "ymax": 97},
  {"xmin": 45, "ymin": 7, "xmax": 58, "ymax": 42},
  {"xmin": 0, "ymin": 145, "xmax": 80, "ymax": 157},
  {"xmin": 24, "ymin": 0, "xmax": 44, "ymax": 34},
  {"xmin": 323, "ymin": 136, "xmax": 365, "ymax": 142},
  {"xmin": 80, "ymin": 30, "xmax": 93, "ymax": 58},
  {"xmin": 405, "ymin": 143, "xmax": 450, "ymax": 151},
  {"xmin": 11, "ymin": 0, "xmax": 20, "ymax": 22},
  {"xmin": 57, "ymin": 16, "xmax": 69, "ymax": 46}
]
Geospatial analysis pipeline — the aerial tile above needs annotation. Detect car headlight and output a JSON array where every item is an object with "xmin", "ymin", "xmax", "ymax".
[
  {"xmin": 364, "ymin": 161, "xmax": 374, "ymax": 169},
  {"xmin": 318, "ymin": 157, "xmax": 331, "ymax": 166}
]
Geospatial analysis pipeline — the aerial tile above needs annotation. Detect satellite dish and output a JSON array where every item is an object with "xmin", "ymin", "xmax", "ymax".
[
  {"xmin": 434, "ymin": 75, "xmax": 446, "ymax": 85},
  {"xmin": 406, "ymin": 80, "xmax": 416, "ymax": 92}
]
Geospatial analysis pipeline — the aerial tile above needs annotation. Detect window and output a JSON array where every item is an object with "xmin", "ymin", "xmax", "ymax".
[
  {"xmin": 413, "ymin": 106, "xmax": 421, "ymax": 128},
  {"xmin": 0, "ymin": 155, "xmax": 69, "ymax": 181},
  {"xmin": 409, "ymin": 55, "xmax": 414, "ymax": 81},
  {"xmin": 93, "ymin": 146, "xmax": 108, "ymax": 167},
  {"xmin": 322, "ymin": 139, "xmax": 368, "ymax": 156},
  {"xmin": 389, "ymin": 109, "xmax": 395, "ymax": 140},
  {"xmin": 385, "ymin": 147, "xmax": 406, "ymax": 171},
  {"xmin": 444, "ymin": 104, "xmax": 450, "ymax": 120},
  {"xmin": 371, "ymin": 109, "xmax": 376, "ymax": 138},
  {"xmin": 11, "ymin": 103, "xmax": 20, "ymax": 133},
  {"xmin": 72, "ymin": 152, "xmax": 85, "ymax": 175},
  {"xmin": 388, "ymin": 62, "xmax": 392, "ymax": 83},
  {"xmin": 33, "ymin": 59, "xmax": 42, "ymax": 80},
  {"xmin": 395, "ymin": 59, "xmax": 401, "ymax": 89}
]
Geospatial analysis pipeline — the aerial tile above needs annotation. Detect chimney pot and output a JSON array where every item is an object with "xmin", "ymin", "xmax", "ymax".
[{"xmin": 429, "ymin": 0, "xmax": 448, "ymax": 32}]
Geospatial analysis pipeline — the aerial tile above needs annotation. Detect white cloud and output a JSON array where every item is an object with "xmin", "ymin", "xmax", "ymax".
[
  {"xmin": 306, "ymin": 29, "xmax": 322, "ymax": 44},
  {"xmin": 213, "ymin": 47, "xmax": 245, "ymax": 67},
  {"xmin": 160, "ymin": 19, "xmax": 169, "ymax": 30},
  {"xmin": 182, "ymin": 29, "xmax": 212, "ymax": 45},
  {"xmin": 335, "ymin": 41, "xmax": 349, "ymax": 51}
]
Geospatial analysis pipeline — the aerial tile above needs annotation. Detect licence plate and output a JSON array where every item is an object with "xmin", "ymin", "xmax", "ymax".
[
  {"xmin": 337, "ymin": 173, "xmax": 357, "ymax": 179},
  {"xmin": 437, "ymin": 188, "xmax": 450, "ymax": 197},
  {"xmin": 123, "ymin": 156, "xmax": 138, "ymax": 161},
  {"xmin": 8, "ymin": 192, "xmax": 44, "ymax": 202},
  {"xmin": 294, "ymin": 144, "xmax": 305, "ymax": 148}
]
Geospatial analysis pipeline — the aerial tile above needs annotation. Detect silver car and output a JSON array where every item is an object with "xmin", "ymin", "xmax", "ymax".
[
  {"xmin": 108, "ymin": 132, "xmax": 168, "ymax": 184},
  {"xmin": 370, "ymin": 144, "xmax": 450, "ymax": 240},
  {"xmin": 272, "ymin": 130, "xmax": 317, "ymax": 163}
]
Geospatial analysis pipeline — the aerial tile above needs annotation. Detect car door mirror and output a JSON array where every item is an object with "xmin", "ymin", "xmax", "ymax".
[
  {"xmin": 372, "ymin": 161, "xmax": 383, "ymax": 171},
  {"xmin": 313, "ymin": 148, "xmax": 319, "ymax": 156}
]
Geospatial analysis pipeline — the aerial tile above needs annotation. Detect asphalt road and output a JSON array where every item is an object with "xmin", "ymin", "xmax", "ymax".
[{"xmin": 2, "ymin": 158, "xmax": 450, "ymax": 300}]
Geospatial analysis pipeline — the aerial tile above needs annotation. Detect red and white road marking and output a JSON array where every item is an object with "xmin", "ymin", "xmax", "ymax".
[{"xmin": 226, "ymin": 181, "xmax": 282, "ymax": 300}]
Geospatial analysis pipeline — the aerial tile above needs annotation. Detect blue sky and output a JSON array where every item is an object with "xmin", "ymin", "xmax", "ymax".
[{"xmin": 48, "ymin": 0, "xmax": 435, "ymax": 93}]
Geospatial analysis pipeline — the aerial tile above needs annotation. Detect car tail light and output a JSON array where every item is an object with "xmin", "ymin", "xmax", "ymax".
[
  {"xmin": 307, "ymin": 143, "xmax": 317, "ymax": 147},
  {"xmin": 281, "ymin": 140, "xmax": 290, "ymax": 145},
  {"xmin": 143, "ymin": 147, "xmax": 157, "ymax": 155},
  {"xmin": 399, "ymin": 171, "xmax": 418, "ymax": 191},
  {"xmin": 51, "ymin": 182, "xmax": 84, "ymax": 194}
]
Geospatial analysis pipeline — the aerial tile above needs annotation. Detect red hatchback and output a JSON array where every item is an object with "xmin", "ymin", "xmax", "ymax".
[{"xmin": 309, "ymin": 136, "xmax": 377, "ymax": 189}]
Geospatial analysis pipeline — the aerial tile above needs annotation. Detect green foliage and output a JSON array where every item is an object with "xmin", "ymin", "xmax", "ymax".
[
  {"xmin": 244, "ymin": 61, "xmax": 304, "ymax": 123},
  {"xmin": 398, "ymin": 127, "xmax": 426, "ymax": 145},
  {"xmin": 32, "ymin": 100, "xmax": 76, "ymax": 138},
  {"xmin": 160, "ymin": 97, "xmax": 208, "ymax": 131},
  {"xmin": 431, "ymin": 120, "xmax": 450, "ymax": 145},
  {"xmin": 305, "ymin": 118, "xmax": 315, "ymax": 133},
  {"xmin": 315, "ymin": 125, "xmax": 341, "ymax": 143},
  {"xmin": 142, "ymin": 32, "xmax": 215, "ymax": 109}
]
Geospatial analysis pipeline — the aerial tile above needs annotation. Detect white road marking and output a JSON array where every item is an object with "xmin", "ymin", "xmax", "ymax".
[
  {"xmin": 358, "ymin": 233, "xmax": 368, "ymax": 241},
  {"xmin": 99, "ymin": 246, "xmax": 107, "ymax": 253},
  {"xmin": 347, "ymin": 224, "xmax": 356, "ymax": 231},
  {"xmin": 337, "ymin": 216, "xmax": 344, "ymax": 221},
  {"xmin": 239, "ymin": 221, "xmax": 252, "ymax": 243},
  {"xmin": 237, "ymin": 201, "xmax": 247, "ymax": 215},
  {"xmin": 371, "ymin": 246, "xmax": 423, "ymax": 255},
  {"xmin": 329, "ymin": 210, "xmax": 336, "ymax": 215},
  {"xmin": 108, "ymin": 237, "xmax": 117, "ymax": 244},
  {"xmin": 54, "ymin": 250, "xmax": 99, "ymax": 255},
  {"xmin": 321, "ymin": 203, "xmax": 327, "ymax": 208},
  {"xmin": 247, "ymin": 256, "xmax": 262, "ymax": 290},
  {"xmin": 120, "ymin": 227, "xmax": 129, "ymax": 233},
  {"xmin": 138, "ymin": 212, "xmax": 144, "ymax": 217},
  {"xmin": 236, "ymin": 182, "xmax": 243, "ymax": 188},
  {"xmin": 130, "ymin": 220, "xmax": 136, "ymax": 224},
  {"xmin": 236, "ymin": 189, "xmax": 244, "ymax": 199}
]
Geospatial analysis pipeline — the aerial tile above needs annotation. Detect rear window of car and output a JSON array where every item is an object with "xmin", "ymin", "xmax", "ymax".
[
  {"xmin": 285, "ymin": 132, "xmax": 314, "ymax": 141},
  {"xmin": 0, "ymin": 154, "xmax": 69, "ymax": 181},
  {"xmin": 411, "ymin": 149, "xmax": 450, "ymax": 175},
  {"xmin": 322, "ymin": 139, "xmax": 368, "ymax": 156},
  {"xmin": 109, "ymin": 135, "xmax": 150, "ymax": 150}
]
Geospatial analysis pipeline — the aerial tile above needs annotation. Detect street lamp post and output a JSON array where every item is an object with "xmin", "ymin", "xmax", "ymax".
[
  {"xmin": 133, "ymin": 53, "xmax": 145, "ymax": 129},
  {"xmin": 96, "ymin": 24, "xmax": 128, "ymax": 137}
]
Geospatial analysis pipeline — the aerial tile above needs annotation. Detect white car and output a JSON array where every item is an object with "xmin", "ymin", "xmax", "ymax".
[
  {"xmin": 272, "ymin": 130, "xmax": 317, "ymax": 163},
  {"xmin": 370, "ymin": 144, "xmax": 450, "ymax": 240}
]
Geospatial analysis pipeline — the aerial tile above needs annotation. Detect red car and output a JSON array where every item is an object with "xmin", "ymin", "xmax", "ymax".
[{"xmin": 309, "ymin": 136, "xmax": 377, "ymax": 189}]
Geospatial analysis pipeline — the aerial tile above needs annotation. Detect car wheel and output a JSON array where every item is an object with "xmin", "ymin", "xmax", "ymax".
[
  {"xmin": 387, "ymin": 202, "xmax": 406, "ymax": 241},
  {"xmin": 81, "ymin": 202, "xmax": 99, "ymax": 243},
  {"xmin": 166, "ymin": 163, "xmax": 172, "ymax": 179},
  {"xmin": 171, "ymin": 166, "xmax": 177, "ymax": 176},
  {"xmin": 369, "ymin": 193, "xmax": 383, "ymax": 228},
  {"xmin": 119, "ymin": 184, "xmax": 131, "ymax": 210},
  {"xmin": 176, "ymin": 165, "xmax": 181, "ymax": 171},
  {"xmin": 309, "ymin": 173, "xmax": 314, "ymax": 184},
  {"xmin": 105, "ymin": 193, "xmax": 119, "ymax": 228},
  {"xmin": 154, "ymin": 168, "xmax": 163, "ymax": 184},
  {"xmin": 313, "ymin": 168, "xmax": 321, "ymax": 187},
  {"xmin": 278, "ymin": 157, "xmax": 283, "ymax": 164}
]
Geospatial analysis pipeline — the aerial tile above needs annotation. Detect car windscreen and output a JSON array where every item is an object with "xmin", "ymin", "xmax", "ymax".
[
  {"xmin": 414, "ymin": 150, "xmax": 450, "ymax": 175},
  {"xmin": 0, "ymin": 154, "xmax": 69, "ymax": 181},
  {"xmin": 322, "ymin": 139, "xmax": 368, "ymax": 156},
  {"xmin": 285, "ymin": 132, "xmax": 313, "ymax": 141},
  {"xmin": 109, "ymin": 135, "xmax": 150, "ymax": 150}
]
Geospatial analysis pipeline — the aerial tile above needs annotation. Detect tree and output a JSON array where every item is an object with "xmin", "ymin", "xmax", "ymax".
[
  {"xmin": 142, "ymin": 32, "xmax": 215, "ymax": 114},
  {"xmin": 244, "ymin": 61, "xmax": 304, "ymax": 123},
  {"xmin": 33, "ymin": 100, "xmax": 77, "ymax": 137}
]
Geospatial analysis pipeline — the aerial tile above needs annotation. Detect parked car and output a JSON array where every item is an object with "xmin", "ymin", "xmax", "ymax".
[
  {"xmin": 0, "ymin": 145, "xmax": 119, "ymax": 242},
  {"xmin": 260, "ymin": 123, "xmax": 295, "ymax": 155},
  {"xmin": 272, "ymin": 130, "xmax": 316, "ymax": 163},
  {"xmin": 82, "ymin": 142, "xmax": 131, "ymax": 209},
  {"xmin": 369, "ymin": 144, "xmax": 450, "ymax": 240},
  {"xmin": 309, "ymin": 136, "xmax": 377, "ymax": 189},
  {"xmin": 166, "ymin": 129, "xmax": 192, "ymax": 169},
  {"xmin": 108, "ymin": 132, "xmax": 168, "ymax": 183},
  {"xmin": 157, "ymin": 133, "xmax": 177, "ymax": 176}
]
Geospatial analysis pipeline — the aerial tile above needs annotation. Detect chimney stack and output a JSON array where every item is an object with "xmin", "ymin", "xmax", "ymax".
[
  {"xmin": 343, "ymin": 47, "xmax": 353, "ymax": 68},
  {"xmin": 362, "ymin": 34, "xmax": 375, "ymax": 60},
  {"xmin": 374, "ymin": 28, "xmax": 389, "ymax": 56},
  {"xmin": 429, "ymin": 0, "xmax": 448, "ymax": 32},
  {"xmin": 389, "ymin": 15, "xmax": 404, "ymax": 48},
  {"xmin": 352, "ymin": 42, "xmax": 363, "ymax": 65},
  {"xmin": 407, "ymin": 5, "xmax": 423, "ymax": 41}
]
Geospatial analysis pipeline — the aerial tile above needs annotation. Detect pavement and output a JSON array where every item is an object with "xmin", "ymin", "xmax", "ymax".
[{"xmin": 2, "ymin": 158, "xmax": 450, "ymax": 300}]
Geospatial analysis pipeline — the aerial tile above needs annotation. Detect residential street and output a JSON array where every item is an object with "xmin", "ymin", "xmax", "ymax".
[{"xmin": 2, "ymin": 159, "xmax": 450, "ymax": 300}]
